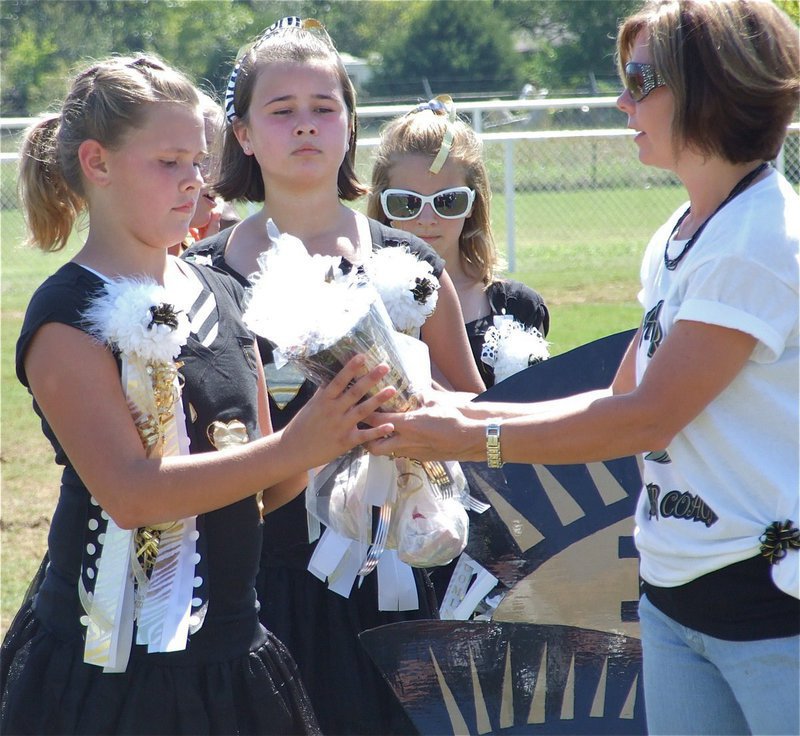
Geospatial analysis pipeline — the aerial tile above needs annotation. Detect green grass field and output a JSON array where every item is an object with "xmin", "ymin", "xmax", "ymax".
[{"xmin": 0, "ymin": 183, "xmax": 685, "ymax": 635}]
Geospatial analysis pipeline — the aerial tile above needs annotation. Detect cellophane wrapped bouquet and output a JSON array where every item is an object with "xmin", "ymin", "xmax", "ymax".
[{"xmin": 243, "ymin": 221, "xmax": 475, "ymax": 595}]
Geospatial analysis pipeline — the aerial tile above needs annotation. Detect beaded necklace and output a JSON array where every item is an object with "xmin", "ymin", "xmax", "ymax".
[{"xmin": 664, "ymin": 162, "xmax": 769, "ymax": 271}]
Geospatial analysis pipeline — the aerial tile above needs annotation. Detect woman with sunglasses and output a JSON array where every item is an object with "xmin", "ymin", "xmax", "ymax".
[
  {"xmin": 183, "ymin": 17, "xmax": 483, "ymax": 735},
  {"xmin": 368, "ymin": 97, "xmax": 550, "ymax": 390},
  {"xmin": 368, "ymin": 2, "xmax": 799, "ymax": 733}
]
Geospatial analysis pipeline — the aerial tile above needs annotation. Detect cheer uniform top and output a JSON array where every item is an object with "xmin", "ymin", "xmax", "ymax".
[
  {"xmin": 184, "ymin": 219, "xmax": 441, "ymax": 735},
  {"xmin": 465, "ymin": 279, "xmax": 549, "ymax": 388},
  {"xmin": 2, "ymin": 261, "xmax": 319, "ymax": 735}
]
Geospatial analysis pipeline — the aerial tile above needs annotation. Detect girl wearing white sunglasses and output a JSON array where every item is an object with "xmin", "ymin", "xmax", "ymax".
[
  {"xmin": 368, "ymin": 96, "xmax": 550, "ymax": 391},
  {"xmin": 368, "ymin": 98, "xmax": 551, "ymax": 609}
]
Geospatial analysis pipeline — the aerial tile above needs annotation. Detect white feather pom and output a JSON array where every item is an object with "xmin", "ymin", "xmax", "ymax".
[
  {"xmin": 481, "ymin": 320, "xmax": 550, "ymax": 384},
  {"xmin": 364, "ymin": 246, "xmax": 439, "ymax": 334},
  {"xmin": 243, "ymin": 219, "xmax": 371, "ymax": 364},
  {"xmin": 83, "ymin": 279, "xmax": 190, "ymax": 363}
]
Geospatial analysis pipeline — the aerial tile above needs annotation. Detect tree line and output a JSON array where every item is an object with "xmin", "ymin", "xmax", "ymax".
[
  {"xmin": 2, "ymin": 0, "xmax": 797, "ymax": 117},
  {"xmin": 1, "ymin": 0, "xmax": 640, "ymax": 116}
]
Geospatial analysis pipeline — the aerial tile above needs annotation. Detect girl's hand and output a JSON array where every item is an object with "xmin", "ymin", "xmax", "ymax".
[{"xmin": 282, "ymin": 354, "xmax": 397, "ymax": 468}]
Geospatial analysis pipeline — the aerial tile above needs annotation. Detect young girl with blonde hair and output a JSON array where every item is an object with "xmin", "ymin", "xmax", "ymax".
[
  {"xmin": 2, "ymin": 52, "xmax": 395, "ymax": 735},
  {"xmin": 368, "ymin": 97, "xmax": 550, "ymax": 388}
]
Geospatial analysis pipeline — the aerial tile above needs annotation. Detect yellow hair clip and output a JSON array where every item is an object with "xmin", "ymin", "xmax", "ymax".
[{"xmin": 411, "ymin": 94, "xmax": 456, "ymax": 174}]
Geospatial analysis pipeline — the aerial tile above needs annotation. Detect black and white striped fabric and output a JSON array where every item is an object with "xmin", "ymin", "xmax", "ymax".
[{"xmin": 224, "ymin": 16, "xmax": 303, "ymax": 123}]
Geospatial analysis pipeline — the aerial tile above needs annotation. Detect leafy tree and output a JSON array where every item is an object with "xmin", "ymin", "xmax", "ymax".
[
  {"xmin": 12, "ymin": 0, "xmax": 791, "ymax": 116},
  {"xmin": 365, "ymin": 0, "xmax": 523, "ymax": 101},
  {"xmin": 0, "ymin": 0, "xmax": 258, "ymax": 115},
  {"xmin": 0, "ymin": 0, "xmax": 432, "ymax": 114},
  {"xmin": 309, "ymin": 0, "xmax": 426, "ymax": 60},
  {"xmin": 549, "ymin": 0, "xmax": 639, "ymax": 92},
  {"xmin": 773, "ymin": 0, "xmax": 799, "ymax": 23},
  {"xmin": 494, "ymin": 0, "xmax": 639, "ymax": 95}
]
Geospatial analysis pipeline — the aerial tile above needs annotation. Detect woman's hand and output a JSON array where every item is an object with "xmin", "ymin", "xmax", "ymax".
[
  {"xmin": 281, "ymin": 354, "xmax": 397, "ymax": 469},
  {"xmin": 417, "ymin": 386, "xmax": 476, "ymax": 409},
  {"xmin": 365, "ymin": 401, "xmax": 483, "ymax": 463}
]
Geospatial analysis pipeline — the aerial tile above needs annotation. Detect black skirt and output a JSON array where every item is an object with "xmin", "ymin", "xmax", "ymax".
[{"xmin": 1, "ymin": 592, "xmax": 320, "ymax": 736}]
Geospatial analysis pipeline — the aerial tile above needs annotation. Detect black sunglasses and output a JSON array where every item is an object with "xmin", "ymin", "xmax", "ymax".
[{"xmin": 624, "ymin": 61, "xmax": 666, "ymax": 102}]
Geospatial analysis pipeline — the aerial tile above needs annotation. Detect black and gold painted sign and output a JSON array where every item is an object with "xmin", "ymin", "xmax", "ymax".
[{"xmin": 361, "ymin": 329, "xmax": 647, "ymax": 734}]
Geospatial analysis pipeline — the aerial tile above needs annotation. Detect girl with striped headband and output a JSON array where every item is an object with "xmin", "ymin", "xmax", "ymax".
[{"xmin": 183, "ymin": 17, "xmax": 484, "ymax": 735}]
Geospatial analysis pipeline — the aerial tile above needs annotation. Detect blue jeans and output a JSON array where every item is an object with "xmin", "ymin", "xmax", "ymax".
[{"xmin": 639, "ymin": 593, "xmax": 799, "ymax": 735}]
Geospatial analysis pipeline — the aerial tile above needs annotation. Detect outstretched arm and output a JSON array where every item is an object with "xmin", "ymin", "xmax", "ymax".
[
  {"xmin": 25, "ymin": 322, "xmax": 395, "ymax": 529},
  {"xmin": 455, "ymin": 329, "xmax": 640, "ymax": 421},
  {"xmin": 368, "ymin": 321, "xmax": 755, "ymax": 465}
]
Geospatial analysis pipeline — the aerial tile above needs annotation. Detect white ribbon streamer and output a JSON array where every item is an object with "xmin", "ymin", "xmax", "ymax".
[
  {"xmin": 83, "ymin": 522, "xmax": 136, "ymax": 671},
  {"xmin": 80, "ymin": 278, "xmax": 197, "ymax": 671}
]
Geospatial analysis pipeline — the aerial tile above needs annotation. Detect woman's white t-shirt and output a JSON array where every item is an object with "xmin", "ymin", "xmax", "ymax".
[{"xmin": 633, "ymin": 169, "xmax": 799, "ymax": 598}]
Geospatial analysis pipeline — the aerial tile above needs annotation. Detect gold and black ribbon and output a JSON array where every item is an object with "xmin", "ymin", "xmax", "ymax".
[{"xmin": 759, "ymin": 520, "xmax": 800, "ymax": 565}]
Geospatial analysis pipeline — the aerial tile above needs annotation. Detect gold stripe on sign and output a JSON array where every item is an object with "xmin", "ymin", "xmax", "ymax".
[
  {"xmin": 534, "ymin": 465, "xmax": 585, "ymax": 526},
  {"xmin": 586, "ymin": 461, "xmax": 629, "ymax": 505},
  {"xmin": 470, "ymin": 649, "xmax": 491, "ymax": 734},
  {"xmin": 500, "ymin": 645, "xmax": 514, "ymax": 729},
  {"xmin": 469, "ymin": 472, "xmax": 545, "ymax": 552},
  {"xmin": 528, "ymin": 641, "xmax": 547, "ymax": 724},
  {"xmin": 591, "ymin": 658, "xmax": 609, "ymax": 717},
  {"xmin": 431, "ymin": 647, "xmax": 469, "ymax": 735}
]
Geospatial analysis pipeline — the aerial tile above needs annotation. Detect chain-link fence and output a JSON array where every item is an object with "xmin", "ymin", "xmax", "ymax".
[
  {"xmin": 353, "ymin": 99, "xmax": 800, "ymax": 272},
  {"xmin": 356, "ymin": 129, "xmax": 689, "ymax": 271},
  {"xmin": 3, "ymin": 99, "xmax": 798, "ymax": 272}
]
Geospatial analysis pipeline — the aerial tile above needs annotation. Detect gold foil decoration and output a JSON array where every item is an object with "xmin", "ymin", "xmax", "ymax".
[
  {"xmin": 207, "ymin": 419, "xmax": 249, "ymax": 451},
  {"xmin": 126, "ymin": 357, "xmax": 181, "ymax": 458},
  {"xmin": 125, "ymin": 355, "xmax": 183, "ymax": 574},
  {"xmin": 134, "ymin": 522, "xmax": 178, "ymax": 575},
  {"xmin": 206, "ymin": 418, "xmax": 264, "ymax": 515}
]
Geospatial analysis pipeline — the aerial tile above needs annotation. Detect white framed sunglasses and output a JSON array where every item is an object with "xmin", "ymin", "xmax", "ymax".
[{"xmin": 380, "ymin": 186, "xmax": 475, "ymax": 221}]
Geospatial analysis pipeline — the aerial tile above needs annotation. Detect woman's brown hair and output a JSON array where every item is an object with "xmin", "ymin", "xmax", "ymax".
[{"xmin": 617, "ymin": 0, "xmax": 800, "ymax": 163}]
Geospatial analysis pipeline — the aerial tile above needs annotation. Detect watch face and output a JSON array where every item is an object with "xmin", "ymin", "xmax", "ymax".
[
  {"xmin": 486, "ymin": 424, "xmax": 502, "ymax": 467},
  {"xmin": 361, "ymin": 329, "xmax": 646, "ymax": 735}
]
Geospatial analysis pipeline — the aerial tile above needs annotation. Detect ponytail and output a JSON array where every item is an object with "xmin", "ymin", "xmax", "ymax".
[
  {"xmin": 18, "ymin": 114, "xmax": 84, "ymax": 252},
  {"xmin": 17, "ymin": 53, "xmax": 199, "ymax": 253}
]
